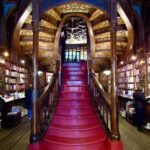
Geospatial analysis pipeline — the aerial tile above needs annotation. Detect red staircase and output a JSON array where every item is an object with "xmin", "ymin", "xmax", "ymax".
[{"xmin": 29, "ymin": 62, "xmax": 108, "ymax": 150}]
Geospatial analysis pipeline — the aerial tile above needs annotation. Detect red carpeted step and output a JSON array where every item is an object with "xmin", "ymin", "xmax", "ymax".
[
  {"xmin": 62, "ymin": 67, "xmax": 86, "ymax": 72},
  {"xmin": 50, "ymin": 123, "xmax": 100, "ymax": 130},
  {"xmin": 46, "ymin": 126, "xmax": 105, "ymax": 138},
  {"xmin": 29, "ymin": 62, "xmax": 108, "ymax": 150},
  {"xmin": 55, "ymin": 107, "xmax": 94, "ymax": 116},
  {"xmin": 60, "ymin": 93, "xmax": 89, "ymax": 99},
  {"xmin": 62, "ymin": 62, "xmax": 86, "ymax": 67},
  {"xmin": 40, "ymin": 135, "xmax": 108, "ymax": 150},
  {"xmin": 61, "ymin": 80, "xmax": 87, "ymax": 86},
  {"xmin": 61, "ymin": 75, "xmax": 87, "ymax": 81},
  {"xmin": 62, "ymin": 71, "xmax": 86, "ymax": 76},
  {"xmin": 61, "ymin": 86, "xmax": 87, "ymax": 93},
  {"xmin": 58, "ymin": 100, "xmax": 90, "ymax": 107},
  {"xmin": 52, "ymin": 115, "xmax": 98, "ymax": 126}
]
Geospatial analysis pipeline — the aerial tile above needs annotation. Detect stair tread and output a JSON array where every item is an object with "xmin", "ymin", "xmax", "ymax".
[
  {"xmin": 44, "ymin": 135, "xmax": 107, "ymax": 145},
  {"xmin": 57, "ymin": 105, "xmax": 91, "ymax": 109},
  {"xmin": 54, "ymin": 113, "xmax": 95, "ymax": 118},
  {"xmin": 50, "ymin": 124, "xmax": 100, "ymax": 130}
]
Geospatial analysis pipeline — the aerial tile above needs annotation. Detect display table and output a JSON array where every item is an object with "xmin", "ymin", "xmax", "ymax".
[
  {"xmin": 119, "ymin": 95, "xmax": 150, "ymax": 125},
  {"xmin": 0, "ymin": 96, "xmax": 25, "ymax": 128}
]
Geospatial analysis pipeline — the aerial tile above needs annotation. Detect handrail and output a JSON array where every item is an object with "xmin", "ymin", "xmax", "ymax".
[
  {"xmin": 38, "ymin": 60, "xmax": 60, "ymax": 139},
  {"xmin": 87, "ymin": 60, "xmax": 111, "ymax": 136},
  {"xmin": 14, "ymin": 0, "xmax": 31, "ymax": 24},
  {"xmin": 91, "ymin": 73, "xmax": 111, "ymax": 106},
  {"xmin": 87, "ymin": 60, "xmax": 111, "ymax": 105}
]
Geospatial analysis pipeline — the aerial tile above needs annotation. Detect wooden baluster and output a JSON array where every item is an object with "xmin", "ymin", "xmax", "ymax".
[
  {"xmin": 103, "ymin": 102, "xmax": 105, "ymax": 120},
  {"xmin": 106, "ymin": 105, "xmax": 108, "ymax": 126}
]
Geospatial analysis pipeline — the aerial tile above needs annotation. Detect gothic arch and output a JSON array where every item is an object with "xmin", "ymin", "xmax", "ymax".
[{"xmin": 53, "ymin": 13, "xmax": 95, "ymax": 60}]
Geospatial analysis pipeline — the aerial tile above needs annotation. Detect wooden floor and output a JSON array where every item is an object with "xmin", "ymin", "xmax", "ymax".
[
  {"xmin": 0, "ymin": 116, "xmax": 150, "ymax": 150},
  {"xmin": 120, "ymin": 117, "xmax": 150, "ymax": 150}
]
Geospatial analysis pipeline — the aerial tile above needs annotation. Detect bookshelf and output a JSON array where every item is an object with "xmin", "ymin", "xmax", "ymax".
[
  {"xmin": 147, "ymin": 56, "xmax": 150, "ymax": 94},
  {"xmin": 0, "ymin": 64, "xmax": 5, "ymax": 96},
  {"xmin": 118, "ymin": 58, "xmax": 146, "ymax": 122},
  {"xmin": 118, "ymin": 59, "xmax": 145, "ymax": 97},
  {"xmin": 0, "ymin": 63, "xmax": 28, "ymax": 101}
]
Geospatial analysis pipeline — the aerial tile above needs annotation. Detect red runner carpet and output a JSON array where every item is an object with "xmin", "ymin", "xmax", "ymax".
[{"xmin": 29, "ymin": 62, "xmax": 108, "ymax": 150}]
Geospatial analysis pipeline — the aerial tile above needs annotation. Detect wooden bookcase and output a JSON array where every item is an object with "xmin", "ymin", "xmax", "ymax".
[
  {"xmin": 147, "ymin": 56, "xmax": 150, "ymax": 95},
  {"xmin": 4, "ymin": 62, "xmax": 28, "ymax": 99},
  {"xmin": 0, "ymin": 64, "xmax": 5, "ymax": 96},
  {"xmin": 118, "ymin": 59, "xmax": 145, "ymax": 96},
  {"xmin": 0, "ymin": 50, "xmax": 29, "ymax": 100}
]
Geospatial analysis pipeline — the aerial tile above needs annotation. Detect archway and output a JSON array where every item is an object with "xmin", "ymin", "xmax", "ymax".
[
  {"xmin": 60, "ymin": 16, "xmax": 88, "ymax": 63},
  {"xmin": 54, "ymin": 13, "xmax": 95, "ymax": 62}
]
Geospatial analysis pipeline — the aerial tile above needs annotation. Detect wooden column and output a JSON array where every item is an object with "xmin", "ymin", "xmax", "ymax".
[
  {"xmin": 30, "ymin": 0, "xmax": 40, "ymax": 143},
  {"xmin": 110, "ymin": 0, "xmax": 120, "ymax": 140}
]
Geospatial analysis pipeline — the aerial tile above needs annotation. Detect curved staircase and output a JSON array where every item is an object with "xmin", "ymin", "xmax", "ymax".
[{"xmin": 29, "ymin": 62, "xmax": 108, "ymax": 150}]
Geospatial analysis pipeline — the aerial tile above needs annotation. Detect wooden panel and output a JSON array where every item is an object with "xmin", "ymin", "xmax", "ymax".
[
  {"xmin": 94, "ymin": 24, "xmax": 126, "ymax": 35},
  {"xmin": 22, "ymin": 24, "xmax": 56, "ymax": 35},
  {"xmin": 91, "ymin": 14, "xmax": 108, "ymax": 26}
]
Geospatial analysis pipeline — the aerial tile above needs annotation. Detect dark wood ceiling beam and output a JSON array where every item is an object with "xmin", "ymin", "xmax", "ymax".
[
  {"xmin": 23, "ymin": 46, "xmax": 53, "ymax": 52},
  {"xmin": 95, "ymin": 37, "xmax": 127, "ymax": 43},
  {"xmin": 22, "ymin": 23, "xmax": 56, "ymax": 35},
  {"xmin": 40, "ymin": 26, "xmax": 56, "ymax": 35},
  {"xmin": 41, "ymin": 15, "xmax": 58, "ymax": 28},
  {"xmin": 95, "ymin": 49, "xmax": 110, "ymax": 52},
  {"xmin": 39, "ymin": 59, "xmax": 52, "ymax": 65},
  {"xmin": 20, "ymin": 35, "xmax": 54, "ymax": 43},
  {"xmin": 41, "ymin": 14, "xmax": 59, "ymax": 26},
  {"xmin": 95, "ymin": 49, "xmax": 123, "ymax": 53},
  {"xmin": 23, "ymin": 51, "xmax": 53, "ymax": 58},
  {"xmin": 94, "ymin": 24, "xmax": 126, "ymax": 35},
  {"xmin": 91, "ymin": 14, "xmax": 108, "ymax": 26},
  {"xmin": 95, "ymin": 51, "xmax": 123, "ymax": 57}
]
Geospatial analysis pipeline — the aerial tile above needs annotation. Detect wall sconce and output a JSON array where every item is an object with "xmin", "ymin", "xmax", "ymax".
[
  {"xmin": 140, "ymin": 59, "xmax": 145, "ymax": 65},
  {"xmin": 120, "ymin": 61, "xmax": 124, "ymax": 65},
  {"xmin": 38, "ymin": 71, "xmax": 43, "ymax": 75},
  {"xmin": 103, "ymin": 70, "xmax": 111, "ymax": 76},
  {"xmin": 3, "ymin": 51, "xmax": 9, "ymax": 57},
  {"xmin": 0, "ymin": 57, "xmax": 5, "ymax": 64},
  {"xmin": 21, "ymin": 59, "xmax": 25, "ymax": 64},
  {"xmin": 131, "ymin": 55, "xmax": 136, "ymax": 60}
]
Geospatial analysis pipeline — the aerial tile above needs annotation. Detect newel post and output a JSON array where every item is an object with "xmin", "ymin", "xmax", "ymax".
[
  {"xmin": 110, "ymin": 0, "xmax": 120, "ymax": 140},
  {"xmin": 30, "ymin": 0, "xmax": 40, "ymax": 143}
]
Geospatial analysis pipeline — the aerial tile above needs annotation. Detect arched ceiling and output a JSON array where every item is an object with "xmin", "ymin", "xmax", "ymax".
[
  {"xmin": 14, "ymin": 1, "xmax": 132, "ymax": 71},
  {"xmin": 40, "ymin": 0, "xmax": 109, "ymax": 15}
]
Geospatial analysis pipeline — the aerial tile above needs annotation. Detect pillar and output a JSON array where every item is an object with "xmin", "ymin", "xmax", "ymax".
[
  {"xmin": 30, "ymin": 0, "xmax": 40, "ymax": 143},
  {"xmin": 110, "ymin": 0, "xmax": 120, "ymax": 140}
]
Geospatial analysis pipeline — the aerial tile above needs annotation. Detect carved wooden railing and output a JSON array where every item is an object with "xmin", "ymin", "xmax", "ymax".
[
  {"xmin": 119, "ymin": 0, "xmax": 134, "ymax": 25},
  {"xmin": 14, "ymin": 0, "xmax": 31, "ymax": 24},
  {"xmin": 38, "ymin": 60, "xmax": 60, "ymax": 138},
  {"xmin": 87, "ymin": 60, "xmax": 111, "ymax": 136}
]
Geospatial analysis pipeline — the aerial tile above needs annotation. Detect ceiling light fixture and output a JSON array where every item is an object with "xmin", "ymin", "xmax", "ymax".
[
  {"xmin": 3, "ymin": 51, "xmax": 9, "ymax": 57},
  {"xmin": 120, "ymin": 61, "xmax": 124, "ymax": 65},
  {"xmin": 21, "ymin": 60, "xmax": 25, "ymax": 64},
  {"xmin": 103, "ymin": 70, "xmax": 111, "ymax": 76}
]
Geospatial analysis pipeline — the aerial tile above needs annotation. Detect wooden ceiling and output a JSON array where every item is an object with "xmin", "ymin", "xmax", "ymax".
[{"xmin": 16, "ymin": 1, "xmax": 130, "ymax": 71}]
